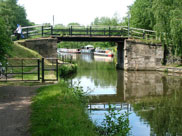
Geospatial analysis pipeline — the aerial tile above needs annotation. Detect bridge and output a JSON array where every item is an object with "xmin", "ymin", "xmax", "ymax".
[
  {"xmin": 16, "ymin": 25, "xmax": 157, "ymax": 41},
  {"xmin": 15, "ymin": 25, "xmax": 163, "ymax": 70}
]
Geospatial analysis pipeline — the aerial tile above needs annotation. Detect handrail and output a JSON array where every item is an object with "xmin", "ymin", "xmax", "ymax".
[{"xmin": 11, "ymin": 24, "xmax": 159, "ymax": 41}]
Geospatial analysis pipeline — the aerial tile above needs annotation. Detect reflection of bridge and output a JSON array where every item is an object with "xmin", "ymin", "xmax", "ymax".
[{"xmin": 88, "ymin": 103, "xmax": 132, "ymax": 111}]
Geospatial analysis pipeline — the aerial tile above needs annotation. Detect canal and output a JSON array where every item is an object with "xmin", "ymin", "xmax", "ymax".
[{"xmin": 65, "ymin": 53, "xmax": 182, "ymax": 136}]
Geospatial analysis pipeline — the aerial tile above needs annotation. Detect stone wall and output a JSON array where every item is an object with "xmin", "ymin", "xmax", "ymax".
[
  {"xmin": 124, "ymin": 40, "xmax": 163, "ymax": 70},
  {"xmin": 18, "ymin": 38, "xmax": 57, "ymax": 58}
]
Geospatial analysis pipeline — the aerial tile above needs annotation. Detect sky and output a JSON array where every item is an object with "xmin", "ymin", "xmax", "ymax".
[{"xmin": 18, "ymin": 0, "xmax": 135, "ymax": 26}]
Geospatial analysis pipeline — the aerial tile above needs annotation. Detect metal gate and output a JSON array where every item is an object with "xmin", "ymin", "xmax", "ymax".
[{"xmin": 0, "ymin": 58, "xmax": 58, "ymax": 82}]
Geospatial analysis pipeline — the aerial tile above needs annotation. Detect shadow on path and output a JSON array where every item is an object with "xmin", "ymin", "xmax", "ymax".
[{"xmin": 0, "ymin": 86, "xmax": 39, "ymax": 136}]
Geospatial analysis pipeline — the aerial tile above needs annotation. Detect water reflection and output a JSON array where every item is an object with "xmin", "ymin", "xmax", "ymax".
[{"xmin": 64, "ymin": 53, "xmax": 182, "ymax": 136}]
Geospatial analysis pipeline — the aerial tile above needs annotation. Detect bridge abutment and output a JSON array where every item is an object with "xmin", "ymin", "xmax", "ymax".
[
  {"xmin": 18, "ymin": 38, "xmax": 58, "ymax": 58},
  {"xmin": 120, "ymin": 39, "xmax": 163, "ymax": 70}
]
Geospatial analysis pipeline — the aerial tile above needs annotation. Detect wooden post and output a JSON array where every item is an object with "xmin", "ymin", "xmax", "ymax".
[
  {"xmin": 41, "ymin": 26, "xmax": 44, "ymax": 37},
  {"xmin": 26, "ymin": 28, "xmax": 29, "ymax": 38},
  {"xmin": 70, "ymin": 26, "xmax": 72, "ymax": 36},
  {"xmin": 56, "ymin": 59, "xmax": 58, "ymax": 81},
  {"xmin": 42, "ymin": 58, "xmax": 45, "ymax": 82},
  {"xmin": 109, "ymin": 26, "xmax": 111, "ymax": 36},
  {"xmin": 90, "ymin": 26, "xmax": 92, "ymax": 36},
  {"xmin": 5, "ymin": 60, "xmax": 8, "ymax": 81},
  {"xmin": 51, "ymin": 26, "xmax": 53, "ymax": 35},
  {"xmin": 87, "ymin": 27, "xmax": 89, "ymax": 35},
  {"xmin": 22, "ymin": 59, "xmax": 23, "ymax": 81},
  {"xmin": 38, "ymin": 59, "xmax": 40, "ymax": 81}
]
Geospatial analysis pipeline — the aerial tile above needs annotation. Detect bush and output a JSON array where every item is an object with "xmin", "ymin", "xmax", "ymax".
[{"xmin": 59, "ymin": 64, "xmax": 77, "ymax": 77}]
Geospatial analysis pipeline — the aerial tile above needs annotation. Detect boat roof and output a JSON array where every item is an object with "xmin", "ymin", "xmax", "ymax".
[{"xmin": 85, "ymin": 45, "xmax": 94, "ymax": 48}]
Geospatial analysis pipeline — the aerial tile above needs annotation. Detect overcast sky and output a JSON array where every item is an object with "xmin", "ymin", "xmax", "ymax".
[{"xmin": 18, "ymin": 0, "xmax": 135, "ymax": 26}]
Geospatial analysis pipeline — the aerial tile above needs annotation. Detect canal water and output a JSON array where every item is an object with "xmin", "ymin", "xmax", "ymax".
[{"xmin": 64, "ymin": 53, "xmax": 182, "ymax": 136}]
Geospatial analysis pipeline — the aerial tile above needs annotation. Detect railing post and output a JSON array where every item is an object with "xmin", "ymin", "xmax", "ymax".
[
  {"xmin": 38, "ymin": 59, "xmax": 40, "ymax": 81},
  {"xmin": 42, "ymin": 58, "xmax": 44, "ymax": 82},
  {"xmin": 90, "ymin": 26, "xmax": 92, "ymax": 36},
  {"xmin": 41, "ymin": 26, "xmax": 44, "ymax": 37},
  {"xmin": 87, "ymin": 27, "xmax": 89, "ymax": 35},
  {"xmin": 51, "ymin": 26, "xmax": 53, "ymax": 35},
  {"xmin": 26, "ymin": 28, "xmax": 29, "ymax": 38},
  {"xmin": 70, "ymin": 26, "xmax": 72, "ymax": 36},
  {"xmin": 109, "ymin": 26, "xmax": 111, "ymax": 36},
  {"xmin": 104, "ymin": 28, "xmax": 106, "ymax": 36}
]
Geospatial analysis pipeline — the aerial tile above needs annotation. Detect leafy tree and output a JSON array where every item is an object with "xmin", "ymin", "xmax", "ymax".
[
  {"xmin": 130, "ymin": 0, "xmax": 155, "ymax": 30},
  {"xmin": 0, "ymin": 17, "xmax": 12, "ymax": 62},
  {"xmin": 91, "ymin": 14, "xmax": 120, "ymax": 26},
  {"xmin": 0, "ymin": 0, "xmax": 31, "ymax": 33}
]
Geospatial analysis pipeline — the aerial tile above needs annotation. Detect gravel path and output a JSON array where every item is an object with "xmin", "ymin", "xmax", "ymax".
[{"xmin": 0, "ymin": 86, "xmax": 39, "ymax": 136}]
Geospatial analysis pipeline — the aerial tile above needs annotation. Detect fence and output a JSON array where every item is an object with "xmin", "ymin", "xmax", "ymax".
[{"xmin": 0, "ymin": 58, "xmax": 59, "ymax": 82}]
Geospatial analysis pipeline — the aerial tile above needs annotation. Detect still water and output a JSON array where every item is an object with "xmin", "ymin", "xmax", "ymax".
[{"xmin": 66, "ymin": 53, "xmax": 182, "ymax": 136}]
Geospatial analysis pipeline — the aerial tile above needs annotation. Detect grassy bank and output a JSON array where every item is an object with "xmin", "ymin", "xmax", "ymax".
[{"xmin": 31, "ymin": 81, "xmax": 97, "ymax": 136}]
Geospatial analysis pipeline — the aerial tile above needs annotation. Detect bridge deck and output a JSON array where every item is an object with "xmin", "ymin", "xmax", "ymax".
[{"xmin": 52, "ymin": 35, "xmax": 128, "ymax": 42}]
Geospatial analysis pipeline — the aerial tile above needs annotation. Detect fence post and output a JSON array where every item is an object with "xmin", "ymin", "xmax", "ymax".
[
  {"xmin": 56, "ymin": 59, "xmax": 58, "ymax": 81},
  {"xmin": 5, "ymin": 60, "xmax": 8, "ymax": 81},
  {"xmin": 42, "ymin": 58, "xmax": 45, "ymax": 82},
  {"xmin": 41, "ymin": 26, "xmax": 44, "ymax": 37},
  {"xmin": 38, "ymin": 59, "xmax": 40, "ymax": 81},
  {"xmin": 22, "ymin": 59, "xmax": 24, "ymax": 81}
]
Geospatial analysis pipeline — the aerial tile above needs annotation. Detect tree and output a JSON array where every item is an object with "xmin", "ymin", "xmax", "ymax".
[
  {"xmin": 0, "ymin": 0, "xmax": 31, "ymax": 33},
  {"xmin": 0, "ymin": 17, "xmax": 12, "ymax": 62},
  {"xmin": 130, "ymin": 0, "xmax": 155, "ymax": 30}
]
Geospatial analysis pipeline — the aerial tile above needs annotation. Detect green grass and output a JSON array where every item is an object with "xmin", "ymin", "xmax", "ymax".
[{"xmin": 31, "ymin": 81, "xmax": 97, "ymax": 136}]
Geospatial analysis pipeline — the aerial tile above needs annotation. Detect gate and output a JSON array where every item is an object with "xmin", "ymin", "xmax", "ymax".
[
  {"xmin": 0, "ymin": 58, "xmax": 59, "ymax": 82},
  {"xmin": 41, "ymin": 58, "xmax": 58, "ymax": 82}
]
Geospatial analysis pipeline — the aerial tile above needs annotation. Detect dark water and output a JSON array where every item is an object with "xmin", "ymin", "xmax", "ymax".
[{"xmin": 66, "ymin": 53, "xmax": 182, "ymax": 136}]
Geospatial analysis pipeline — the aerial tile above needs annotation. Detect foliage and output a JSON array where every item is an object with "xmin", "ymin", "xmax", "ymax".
[
  {"xmin": 0, "ymin": 17, "xmax": 12, "ymax": 63},
  {"xmin": 91, "ymin": 14, "xmax": 121, "ymax": 26},
  {"xmin": 130, "ymin": 0, "xmax": 155, "ymax": 30},
  {"xmin": 0, "ymin": 0, "xmax": 32, "ymax": 33},
  {"xmin": 97, "ymin": 105, "xmax": 131, "ymax": 136}
]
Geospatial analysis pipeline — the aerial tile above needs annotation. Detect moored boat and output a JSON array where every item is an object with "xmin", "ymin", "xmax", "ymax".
[
  {"xmin": 81, "ymin": 45, "xmax": 95, "ymax": 54},
  {"xmin": 57, "ymin": 48, "xmax": 81, "ymax": 54},
  {"xmin": 94, "ymin": 48, "xmax": 114, "ymax": 57}
]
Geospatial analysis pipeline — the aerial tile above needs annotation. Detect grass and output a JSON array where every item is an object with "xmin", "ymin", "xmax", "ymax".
[{"xmin": 31, "ymin": 81, "xmax": 97, "ymax": 136}]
